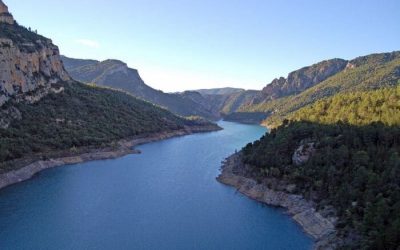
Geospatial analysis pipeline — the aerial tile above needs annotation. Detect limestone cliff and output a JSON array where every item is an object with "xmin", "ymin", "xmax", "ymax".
[
  {"xmin": 252, "ymin": 58, "xmax": 348, "ymax": 104},
  {"xmin": 0, "ymin": 1, "xmax": 70, "ymax": 107}
]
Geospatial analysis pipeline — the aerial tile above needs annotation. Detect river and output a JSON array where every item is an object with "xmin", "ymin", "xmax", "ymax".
[{"xmin": 0, "ymin": 121, "xmax": 312, "ymax": 250}]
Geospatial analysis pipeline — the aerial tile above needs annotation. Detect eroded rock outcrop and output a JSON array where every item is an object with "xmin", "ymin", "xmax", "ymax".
[
  {"xmin": 0, "ymin": 1, "xmax": 70, "ymax": 107},
  {"xmin": 292, "ymin": 141, "xmax": 316, "ymax": 166},
  {"xmin": 251, "ymin": 58, "xmax": 348, "ymax": 104}
]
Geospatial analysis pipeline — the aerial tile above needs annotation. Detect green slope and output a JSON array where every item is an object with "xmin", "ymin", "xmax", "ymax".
[
  {"xmin": 0, "ymin": 81, "xmax": 218, "ymax": 171},
  {"xmin": 289, "ymin": 86, "xmax": 400, "ymax": 126}
]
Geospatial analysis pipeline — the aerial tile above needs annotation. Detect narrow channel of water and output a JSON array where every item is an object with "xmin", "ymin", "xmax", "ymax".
[{"xmin": 0, "ymin": 121, "xmax": 312, "ymax": 250}]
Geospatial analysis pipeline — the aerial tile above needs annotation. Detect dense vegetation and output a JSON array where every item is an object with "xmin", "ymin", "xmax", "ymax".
[
  {"xmin": 289, "ymin": 86, "xmax": 400, "ymax": 126},
  {"xmin": 240, "ymin": 52, "xmax": 400, "ymax": 127},
  {"xmin": 243, "ymin": 121, "xmax": 400, "ymax": 249},
  {"xmin": 240, "ymin": 86, "xmax": 400, "ymax": 249},
  {"xmin": 0, "ymin": 82, "xmax": 213, "ymax": 171}
]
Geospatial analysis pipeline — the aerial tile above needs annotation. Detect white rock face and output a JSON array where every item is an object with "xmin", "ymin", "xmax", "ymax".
[
  {"xmin": 292, "ymin": 142, "xmax": 316, "ymax": 166},
  {"xmin": 0, "ymin": 38, "xmax": 70, "ymax": 106},
  {"xmin": 0, "ymin": 1, "xmax": 70, "ymax": 107}
]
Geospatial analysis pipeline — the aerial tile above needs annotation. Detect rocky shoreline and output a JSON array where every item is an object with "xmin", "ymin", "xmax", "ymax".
[
  {"xmin": 217, "ymin": 153, "xmax": 339, "ymax": 250},
  {"xmin": 0, "ymin": 125, "xmax": 221, "ymax": 190}
]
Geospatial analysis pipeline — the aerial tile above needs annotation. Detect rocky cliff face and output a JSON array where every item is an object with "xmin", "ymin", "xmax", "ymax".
[
  {"xmin": 252, "ymin": 59, "xmax": 348, "ymax": 104},
  {"xmin": 0, "ymin": 1, "xmax": 70, "ymax": 107},
  {"xmin": 292, "ymin": 141, "xmax": 316, "ymax": 166},
  {"xmin": 0, "ymin": 38, "xmax": 70, "ymax": 106}
]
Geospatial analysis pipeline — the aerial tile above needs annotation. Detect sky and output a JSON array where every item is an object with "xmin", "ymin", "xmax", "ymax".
[{"xmin": 7, "ymin": 0, "xmax": 400, "ymax": 92}]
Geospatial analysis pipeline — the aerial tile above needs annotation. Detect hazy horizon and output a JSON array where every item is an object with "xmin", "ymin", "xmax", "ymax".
[{"xmin": 7, "ymin": 0, "xmax": 400, "ymax": 92}]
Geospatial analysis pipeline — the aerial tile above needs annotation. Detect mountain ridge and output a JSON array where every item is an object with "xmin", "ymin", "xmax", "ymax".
[
  {"xmin": 62, "ymin": 51, "xmax": 400, "ymax": 126},
  {"xmin": 218, "ymin": 51, "xmax": 400, "ymax": 126},
  {"xmin": 61, "ymin": 55, "xmax": 222, "ymax": 120}
]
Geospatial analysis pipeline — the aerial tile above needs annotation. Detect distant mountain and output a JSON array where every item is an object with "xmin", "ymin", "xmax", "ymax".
[
  {"xmin": 61, "ymin": 57, "xmax": 97, "ymax": 71},
  {"xmin": 194, "ymin": 87, "xmax": 245, "ymax": 96},
  {"xmin": 61, "ymin": 56, "xmax": 220, "ymax": 120},
  {"xmin": 218, "ymin": 90, "xmax": 260, "ymax": 115},
  {"xmin": 259, "ymin": 51, "xmax": 400, "ymax": 127},
  {"xmin": 62, "ymin": 56, "xmax": 267, "ymax": 120},
  {"xmin": 191, "ymin": 88, "xmax": 260, "ymax": 115},
  {"xmin": 223, "ymin": 51, "xmax": 400, "ymax": 126},
  {"xmin": 61, "ymin": 57, "xmax": 151, "ymax": 96}
]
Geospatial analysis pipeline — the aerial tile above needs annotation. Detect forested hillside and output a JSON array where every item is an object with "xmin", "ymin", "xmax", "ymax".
[
  {"xmin": 0, "ymin": 82, "xmax": 219, "ymax": 172},
  {"xmin": 288, "ymin": 86, "xmax": 400, "ymax": 126},
  {"xmin": 239, "ymin": 86, "xmax": 400, "ymax": 249}
]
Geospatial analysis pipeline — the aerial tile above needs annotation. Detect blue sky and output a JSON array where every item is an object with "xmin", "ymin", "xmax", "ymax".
[{"xmin": 7, "ymin": 0, "xmax": 400, "ymax": 92}]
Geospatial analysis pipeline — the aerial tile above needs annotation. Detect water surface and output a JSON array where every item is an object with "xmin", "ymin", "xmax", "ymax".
[{"xmin": 0, "ymin": 121, "xmax": 312, "ymax": 249}]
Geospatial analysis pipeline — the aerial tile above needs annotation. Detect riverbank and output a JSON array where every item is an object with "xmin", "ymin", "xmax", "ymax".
[
  {"xmin": 0, "ymin": 125, "xmax": 221, "ymax": 190},
  {"xmin": 217, "ymin": 153, "xmax": 339, "ymax": 250}
]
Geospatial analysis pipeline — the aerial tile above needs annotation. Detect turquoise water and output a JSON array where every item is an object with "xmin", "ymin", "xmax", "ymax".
[{"xmin": 0, "ymin": 121, "xmax": 313, "ymax": 250}]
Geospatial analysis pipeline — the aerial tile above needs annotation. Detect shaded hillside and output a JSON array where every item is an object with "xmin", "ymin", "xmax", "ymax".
[{"xmin": 61, "ymin": 56, "xmax": 219, "ymax": 119}]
